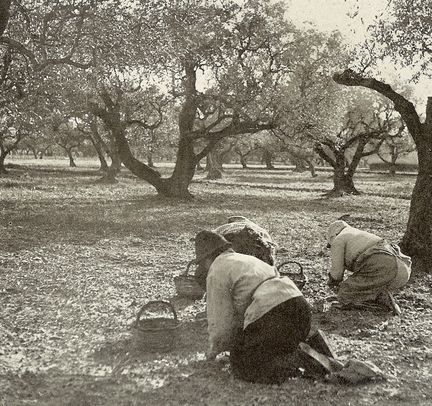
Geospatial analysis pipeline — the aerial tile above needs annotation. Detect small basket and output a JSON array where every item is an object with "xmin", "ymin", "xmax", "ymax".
[
  {"xmin": 133, "ymin": 300, "xmax": 179, "ymax": 352},
  {"xmin": 277, "ymin": 260, "xmax": 308, "ymax": 290},
  {"xmin": 174, "ymin": 260, "xmax": 205, "ymax": 300}
]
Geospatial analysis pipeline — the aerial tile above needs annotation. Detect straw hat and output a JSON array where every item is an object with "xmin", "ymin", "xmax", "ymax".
[{"xmin": 194, "ymin": 230, "xmax": 232, "ymax": 264}]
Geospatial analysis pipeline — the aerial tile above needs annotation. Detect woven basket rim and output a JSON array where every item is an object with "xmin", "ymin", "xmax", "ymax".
[{"xmin": 134, "ymin": 318, "xmax": 180, "ymax": 332}]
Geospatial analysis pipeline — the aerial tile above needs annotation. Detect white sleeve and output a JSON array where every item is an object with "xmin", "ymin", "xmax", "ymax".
[
  {"xmin": 330, "ymin": 237, "xmax": 345, "ymax": 281},
  {"xmin": 206, "ymin": 270, "xmax": 235, "ymax": 357}
]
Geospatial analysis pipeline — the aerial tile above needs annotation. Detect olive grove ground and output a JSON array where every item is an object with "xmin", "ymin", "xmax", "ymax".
[{"xmin": 0, "ymin": 159, "xmax": 431, "ymax": 405}]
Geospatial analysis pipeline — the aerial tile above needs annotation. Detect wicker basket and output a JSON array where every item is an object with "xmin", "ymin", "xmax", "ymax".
[
  {"xmin": 174, "ymin": 260, "xmax": 205, "ymax": 300},
  {"xmin": 277, "ymin": 260, "xmax": 308, "ymax": 290},
  {"xmin": 133, "ymin": 300, "xmax": 179, "ymax": 352}
]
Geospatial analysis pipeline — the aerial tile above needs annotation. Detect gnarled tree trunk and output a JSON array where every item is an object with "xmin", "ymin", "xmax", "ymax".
[
  {"xmin": 89, "ymin": 61, "xmax": 273, "ymax": 198},
  {"xmin": 332, "ymin": 155, "xmax": 360, "ymax": 195},
  {"xmin": 315, "ymin": 146, "xmax": 360, "ymax": 195},
  {"xmin": 400, "ymin": 133, "xmax": 432, "ymax": 270},
  {"xmin": 157, "ymin": 136, "xmax": 197, "ymax": 197},
  {"xmin": 90, "ymin": 99, "xmax": 197, "ymax": 198},
  {"xmin": 333, "ymin": 69, "xmax": 432, "ymax": 271}
]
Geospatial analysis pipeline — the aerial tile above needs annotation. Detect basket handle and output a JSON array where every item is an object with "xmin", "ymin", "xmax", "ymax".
[
  {"xmin": 277, "ymin": 260, "xmax": 304, "ymax": 277},
  {"xmin": 135, "ymin": 300, "xmax": 178, "ymax": 326},
  {"xmin": 183, "ymin": 259, "xmax": 196, "ymax": 276}
]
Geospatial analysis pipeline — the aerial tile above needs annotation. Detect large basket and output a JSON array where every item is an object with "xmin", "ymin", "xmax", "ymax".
[
  {"xmin": 277, "ymin": 260, "xmax": 308, "ymax": 290},
  {"xmin": 174, "ymin": 260, "xmax": 205, "ymax": 300},
  {"xmin": 133, "ymin": 300, "xmax": 179, "ymax": 352}
]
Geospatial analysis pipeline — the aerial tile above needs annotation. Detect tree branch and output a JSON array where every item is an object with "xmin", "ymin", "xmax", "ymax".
[
  {"xmin": 314, "ymin": 143, "xmax": 336, "ymax": 168},
  {"xmin": 333, "ymin": 69, "xmax": 423, "ymax": 142}
]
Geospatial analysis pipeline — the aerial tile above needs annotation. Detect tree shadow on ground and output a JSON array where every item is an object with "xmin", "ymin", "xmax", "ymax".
[
  {"xmin": 1, "ymin": 188, "xmax": 353, "ymax": 252},
  {"xmin": 1, "ymin": 169, "xmax": 408, "ymax": 254}
]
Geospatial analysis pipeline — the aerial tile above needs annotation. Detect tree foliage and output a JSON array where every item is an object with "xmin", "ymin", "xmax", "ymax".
[{"xmin": 372, "ymin": 0, "xmax": 432, "ymax": 77}]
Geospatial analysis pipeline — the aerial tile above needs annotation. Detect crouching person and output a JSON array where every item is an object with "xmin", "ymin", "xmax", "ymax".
[
  {"xmin": 194, "ymin": 230, "xmax": 311, "ymax": 384},
  {"xmin": 327, "ymin": 220, "xmax": 412, "ymax": 315}
]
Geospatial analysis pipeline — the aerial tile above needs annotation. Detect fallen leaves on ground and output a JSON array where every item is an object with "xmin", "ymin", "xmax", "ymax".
[{"xmin": 0, "ymin": 164, "xmax": 431, "ymax": 405}]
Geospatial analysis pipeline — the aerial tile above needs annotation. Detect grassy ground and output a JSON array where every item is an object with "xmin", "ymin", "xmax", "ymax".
[{"xmin": 1, "ymin": 158, "xmax": 431, "ymax": 406}]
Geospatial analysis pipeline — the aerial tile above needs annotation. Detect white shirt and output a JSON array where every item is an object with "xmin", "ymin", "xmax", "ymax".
[
  {"xmin": 330, "ymin": 225, "xmax": 411, "ymax": 281},
  {"xmin": 206, "ymin": 251, "xmax": 302, "ymax": 357}
]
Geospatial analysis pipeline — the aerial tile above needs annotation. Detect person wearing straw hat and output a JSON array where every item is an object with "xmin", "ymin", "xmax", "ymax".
[
  {"xmin": 214, "ymin": 215, "xmax": 273, "ymax": 242},
  {"xmin": 193, "ymin": 230, "xmax": 311, "ymax": 384},
  {"xmin": 212, "ymin": 215, "xmax": 277, "ymax": 265},
  {"xmin": 326, "ymin": 220, "xmax": 412, "ymax": 315}
]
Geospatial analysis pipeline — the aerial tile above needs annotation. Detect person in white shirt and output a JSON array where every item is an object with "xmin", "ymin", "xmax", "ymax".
[
  {"xmin": 327, "ymin": 220, "xmax": 412, "ymax": 315},
  {"xmin": 193, "ymin": 230, "xmax": 311, "ymax": 384}
]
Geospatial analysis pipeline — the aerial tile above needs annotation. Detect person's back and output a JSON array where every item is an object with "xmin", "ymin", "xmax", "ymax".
[
  {"xmin": 193, "ymin": 230, "xmax": 311, "ymax": 384},
  {"xmin": 327, "ymin": 220, "xmax": 411, "ymax": 314},
  {"xmin": 331, "ymin": 225, "xmax": 382, "ymax": 273},
  {"xmin": 207, "ymin": 251, "xmax": 277, "ymax": 331}
]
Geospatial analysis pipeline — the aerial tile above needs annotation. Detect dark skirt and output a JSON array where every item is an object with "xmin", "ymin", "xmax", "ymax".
[{"xmin": 230, "ymin": 296, "xmax": 311, "ymax": 384}]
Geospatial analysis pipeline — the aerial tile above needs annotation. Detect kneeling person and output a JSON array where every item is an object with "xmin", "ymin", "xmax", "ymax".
[
  {"xmin": 194, "ymin": 230, "xmax": 311, "ymax": 384},
  {"xmin": 327, "ymin": 220, "xmax": 411, "ymax": 314}
]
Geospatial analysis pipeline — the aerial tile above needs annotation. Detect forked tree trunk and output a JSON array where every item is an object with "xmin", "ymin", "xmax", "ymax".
[
  {"xmin": 315, "ymin": 147, "xmax": 361, "ymax": 196},
  {"xmin": 90, "ymin": 62, "xmax": 271, "ymax": 198},
  {"xmin": 332, "ymin": 170, "xmax": 359, "ymax": 195}
]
